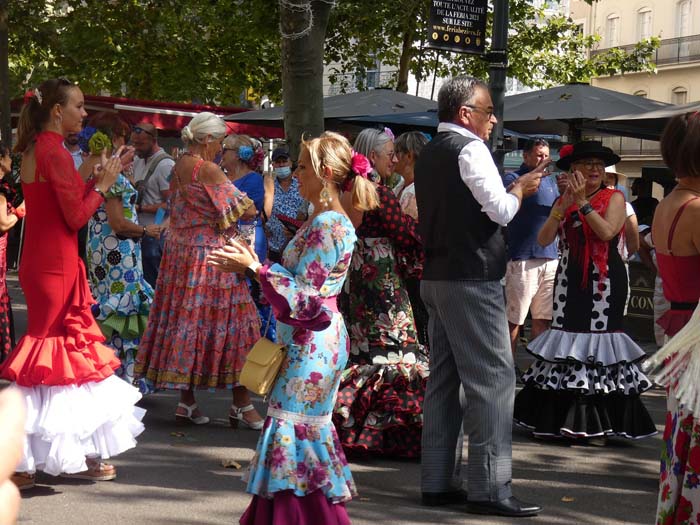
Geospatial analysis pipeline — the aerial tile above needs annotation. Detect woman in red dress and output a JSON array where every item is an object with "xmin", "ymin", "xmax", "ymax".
[
  {"xmin": 644, "ymin": 112, "xmax": 700, "ymax": 524},
  {"xmin": 1, "ymin": 78, "xmax": 145, "ymax": 490}
]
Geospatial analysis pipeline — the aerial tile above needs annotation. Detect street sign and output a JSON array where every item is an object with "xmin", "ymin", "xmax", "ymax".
[{"xmin": 427, "ymin": 0, "xmax": 488, "ymax": 55}]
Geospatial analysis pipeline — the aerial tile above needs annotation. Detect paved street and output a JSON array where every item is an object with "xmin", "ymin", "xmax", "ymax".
[{"xmin": 7, "ymin": 272, "xmax": 662, "ymax": 525}]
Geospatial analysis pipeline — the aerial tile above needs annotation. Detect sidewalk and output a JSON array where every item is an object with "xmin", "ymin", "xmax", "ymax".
[{"xmin": 7, "ymin": 272, "xmax": 662, "ymax": 525}]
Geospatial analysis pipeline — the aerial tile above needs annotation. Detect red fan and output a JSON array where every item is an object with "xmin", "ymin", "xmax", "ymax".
[{"xmin": 276, "ymin": 213, "xmax": 304, "ymax": 233}]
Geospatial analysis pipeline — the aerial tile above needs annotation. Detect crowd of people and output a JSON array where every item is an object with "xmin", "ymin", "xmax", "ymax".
[{"xmin": 0, "ymin": 74, "xmax": 698, "ymax": 525}]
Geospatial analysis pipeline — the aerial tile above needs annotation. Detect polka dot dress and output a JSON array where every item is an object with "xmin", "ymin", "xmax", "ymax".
[{"xmin": 514, "ymin": 202, "xmax": 657, "ymax": 440}]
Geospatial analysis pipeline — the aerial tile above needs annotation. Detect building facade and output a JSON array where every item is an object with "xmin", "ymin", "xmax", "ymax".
[
  {"xmin": 571, "ymin": 0, "xmax": 700, "ymax": 104},
  {"xmin": 567, "ymin": 0, "xmax": 699, "ymax": 183}
]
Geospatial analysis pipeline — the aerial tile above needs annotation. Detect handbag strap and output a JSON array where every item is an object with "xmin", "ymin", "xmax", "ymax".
[{"xmin": 262, "ymin": 308, "xmax": 274, "ymax": 336}]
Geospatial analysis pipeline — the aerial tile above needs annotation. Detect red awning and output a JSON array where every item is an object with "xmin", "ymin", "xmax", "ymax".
[{"xmin": 11, "ymin": 94, "xmax": 285, "ymax": 139}]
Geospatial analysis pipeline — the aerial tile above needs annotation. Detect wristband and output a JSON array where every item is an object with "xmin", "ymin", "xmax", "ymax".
[
  {"xmin": 245, "ymin": 262, "xmax": 262, "ymax": 281},
  {"xmin": 579, "ymin": 203, "xmax": 594, "ymax": 216},
  {"xmin": 141, "ymin": 226, "xmax": 147, "ymax": 238}
]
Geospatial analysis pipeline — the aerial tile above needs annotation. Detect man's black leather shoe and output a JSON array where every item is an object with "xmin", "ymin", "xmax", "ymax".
[
  {"xmin": 466, "ymin": 496, "xmax": 542, "ymax": 517},
  {"xmin": 421, "ymin": 488, "xmax": 469, "ymax": 507}
]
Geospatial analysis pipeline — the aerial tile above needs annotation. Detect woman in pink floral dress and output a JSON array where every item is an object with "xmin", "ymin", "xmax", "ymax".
[
  {"xmin": 135, "ymin": 113, "xmax": 262, "ymax": 428},
  {"xmin": 209, "ymin": 132, "xmax": 378, "ymax": 525},
  {"xmin": 644, "ymin": 112, "xmax": 700, "ymax": 524}
]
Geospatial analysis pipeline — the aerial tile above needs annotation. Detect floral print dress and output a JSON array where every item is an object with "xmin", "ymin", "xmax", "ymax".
[
  {"xmin": 242, "ymin": 211, "xmax": 357, "ymax": 517},
  {"xmin": 649, "ymin": 197, "xmax": 700, "ymax": 525},
  {"xmin": 87, "ymin": 173, "xmax": 154, "ymax": 393},
  {"xmin": 334, "ymin": 183, "xmax": 427, "ymax": 459},
  {"xmin": 135, "ymin": 160, "xmax": 260, "ymax": 390}
]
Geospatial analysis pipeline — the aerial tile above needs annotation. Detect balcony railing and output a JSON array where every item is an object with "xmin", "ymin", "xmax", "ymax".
[
  {"xmin": 591, "ymin": 34, "xmax": 700, "ymax": 66},
  {"xmin": 592, "ymin": 135, "xmax": 661, "ymax": 157}
]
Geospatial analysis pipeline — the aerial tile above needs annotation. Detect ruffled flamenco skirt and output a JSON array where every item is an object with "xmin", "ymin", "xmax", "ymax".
[
  {"xmin": 134, "ymin": 236, "xmax": 260, "ymax": 390},
  {"xmin": 91, "ymin": 286, "xmax": 154, "ymax": 395},
  {"xmin": 513, "ymin": 329, "xmax": 658, "ymax": 440},
  {"xmin": 333, "ymin": 352, "xmax": 429, "ymax": 458},
  {"xmin": 240, "ymin": 414, "xmax": 356, "ymax": 525},
  {"xmin": 0, "ymin": 273, "xmax": 145, "ymax": 476}
]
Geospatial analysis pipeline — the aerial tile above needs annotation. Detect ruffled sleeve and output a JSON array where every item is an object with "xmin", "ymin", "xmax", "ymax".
[
  {"xmin": 38, "ymin": 139, "xmax": 103, "ymax": 232},
  {"xmin": 259, "ymin": 213, "xmax": 355, "ymax": 331},
  {"xmin": 104, "ymin": 173, "xmax": 129, "ymax": 200},
  {"xmin": 201, "ymin": 181, "xmax": 253, "ymax": 232}
]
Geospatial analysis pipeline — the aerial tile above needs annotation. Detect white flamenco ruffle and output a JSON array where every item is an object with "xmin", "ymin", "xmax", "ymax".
[
  {"xmin": 522, "ymin": 360, "xmax": 654, "ymax": 395},
  {"xmin": 528, "ymin": 328, "xmax": 646, "ymax": 366},
  {"xmin": 644, "ymin": 303, "xmax": 700, "ymax": 414},
  {"xmin": 17, "ymin": 375, "xmax": 145, "ymax": 476}
]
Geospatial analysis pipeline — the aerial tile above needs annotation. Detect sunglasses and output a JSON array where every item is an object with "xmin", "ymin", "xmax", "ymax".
[{"xmin": 133, "ymin": 126, "xmax": 154, "ymax": 137}]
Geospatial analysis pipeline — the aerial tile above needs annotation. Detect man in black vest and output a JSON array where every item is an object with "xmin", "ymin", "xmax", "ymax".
[{"xmin": 416, "ymin": 75, "xmax": 544, "ymax": 517}]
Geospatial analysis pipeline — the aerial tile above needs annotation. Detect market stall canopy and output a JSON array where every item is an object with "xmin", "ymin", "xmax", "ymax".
[
  {"xmin": 584, "ymin": 99, "xmax": 700, "ymax": 141},
  {"xmin": 502, "ymin": 83, "xmax": 670, "ymax": 139},
  {"xmin": 10, "ymin": 94, "xmax": 285, "ymax": 138},
  {"xmin": 224, "ymin": 89, "xmax": 437, "ymax": 126},
  {"xmin": 340, "ymin": 110, "xmax": 557, "ymax": 141}
]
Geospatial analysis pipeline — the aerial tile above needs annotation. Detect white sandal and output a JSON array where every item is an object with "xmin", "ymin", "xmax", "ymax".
[
  {"xmin": 175, "ymin": 402, "xmax": 210, "ymax": 425},
  {"xmin": 229, "ymin": 404, "xmax": 264, "ymax": 430}
]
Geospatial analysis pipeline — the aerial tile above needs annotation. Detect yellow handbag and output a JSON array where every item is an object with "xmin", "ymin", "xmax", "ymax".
[{"xmin": 239, "ymin": 337, "xmax": 286, "ymax": 396}]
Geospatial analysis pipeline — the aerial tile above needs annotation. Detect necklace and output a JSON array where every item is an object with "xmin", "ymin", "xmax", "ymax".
[
  {"xmin": 586, "ymin": 187, "xmax": 602, "ymax": 199},
  {"xmin": 183, "ymin": 151, "xmax": 203, "ymax": 160}
]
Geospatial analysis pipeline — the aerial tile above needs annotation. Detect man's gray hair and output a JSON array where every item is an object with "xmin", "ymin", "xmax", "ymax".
[{"xmin": 437, "ymin": 75, "xmax": 489, "ymax": 123}]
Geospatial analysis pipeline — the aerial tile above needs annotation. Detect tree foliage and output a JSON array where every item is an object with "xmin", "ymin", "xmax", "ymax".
[
  {"xmin": 7, "ymin": 0, "xmax": 281, "ymax": 104},
  {"xmin": 6, "ymin": 0, "xmax": 658, "ymax": 105},
  {"xmin": 324, "ymin": 0, "xmax": 659, "ymax": 93}
]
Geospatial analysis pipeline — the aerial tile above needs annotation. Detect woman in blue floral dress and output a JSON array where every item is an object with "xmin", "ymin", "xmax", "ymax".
[
  {"xmin": 79, "ymin": 114, "xmax": 161, "ymax": 394},
  {"xmin": 209, "ymin": 132, "xmax": 378, "ymax": 525}
]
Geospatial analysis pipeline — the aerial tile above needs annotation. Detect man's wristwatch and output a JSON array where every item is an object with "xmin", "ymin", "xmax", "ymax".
[{"xmin": 245, "ymin": 262, "xmax": 262, "ymax": 281}]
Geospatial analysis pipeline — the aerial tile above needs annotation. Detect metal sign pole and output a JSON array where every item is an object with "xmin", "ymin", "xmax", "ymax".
[{"xmin": 488, "ymin": 0, "xmax": 509, "ymax": 175}]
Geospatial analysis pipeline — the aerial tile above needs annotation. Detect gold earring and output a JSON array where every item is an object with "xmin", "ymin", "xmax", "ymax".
[{"xmin": 319, "ymin": 180, "xmax": 332, "ymax": 208}]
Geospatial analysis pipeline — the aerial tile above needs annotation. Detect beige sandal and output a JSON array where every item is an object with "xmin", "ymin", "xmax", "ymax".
[
  {"xmin": 11, "ymin": 472, "xmax": 36, "ymax": 491},
  {"xmin": 61, "ymin": 461, "xmax": 117, "ymax": 481}
]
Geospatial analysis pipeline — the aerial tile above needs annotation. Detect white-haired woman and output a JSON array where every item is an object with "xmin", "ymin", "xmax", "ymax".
[
  {"xmin": 135, "ymin": 112, "xmax": 263, "ymax": 428},
  {"xmin": 334, "ymin": 127, "xmax": 426, "ymax": 459}
]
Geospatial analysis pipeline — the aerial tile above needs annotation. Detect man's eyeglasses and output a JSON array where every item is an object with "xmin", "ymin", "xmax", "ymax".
[
  {"xmin": 465, "ymin": 105, "xmax": 495, "ymax": 119},
  {"xmin": 133, "ymin": 126, "xmax": 154, "ymax": 137}
]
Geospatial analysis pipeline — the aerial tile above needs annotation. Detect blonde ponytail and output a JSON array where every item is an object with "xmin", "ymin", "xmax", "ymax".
[{"xmin": 350, "ymin": 176, "xmax": 379, "ymax": 211}]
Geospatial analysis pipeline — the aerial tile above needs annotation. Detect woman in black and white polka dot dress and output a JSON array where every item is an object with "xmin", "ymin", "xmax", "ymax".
[{"xmin": 513, "ymin": 141, "xmax": 657, "ymax": 443}]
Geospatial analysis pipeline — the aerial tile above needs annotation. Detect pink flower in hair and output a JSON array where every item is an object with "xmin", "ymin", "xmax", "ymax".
[{"xmin": 351, "ymin": 152, "xmax": 372, "ymax": 178}]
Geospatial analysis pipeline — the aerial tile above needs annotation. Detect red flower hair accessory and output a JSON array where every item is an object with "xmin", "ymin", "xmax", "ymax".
[
  {"xmin": 23, "ymin": 88, "xmax": 42, "ymax": 105},
  {"xmin": 558, "ymin": 144, "xmax": 574, "ymax": 159}
]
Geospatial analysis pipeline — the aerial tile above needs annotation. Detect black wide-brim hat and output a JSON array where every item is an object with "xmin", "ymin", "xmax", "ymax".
[{"xmin": 555, "ymin": 140, "xmax": 621, "ymax": 171}]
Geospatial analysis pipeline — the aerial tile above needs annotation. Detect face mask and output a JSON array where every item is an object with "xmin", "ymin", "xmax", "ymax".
[{"xmin": 274, "ymin": 166, "xmax": 292, "ymax": 179}]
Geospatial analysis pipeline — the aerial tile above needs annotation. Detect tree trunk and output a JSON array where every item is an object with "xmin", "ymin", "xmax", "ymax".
[
  {"xmin": 396, "ymin": 14, "xmax": 418, "ymax": 93},
  {"xmin": 280, "ymin": 0, "xmax": 332, "ymax": 161},
  {"xmin": 0, "ymin": 1, "xmax": 10, "ymax": 146}
]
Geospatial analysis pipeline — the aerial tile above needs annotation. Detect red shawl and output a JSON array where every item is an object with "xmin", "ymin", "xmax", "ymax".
[{"xmin": 561, "ymin": 187, "xmax": 624, "ymax": 291}]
